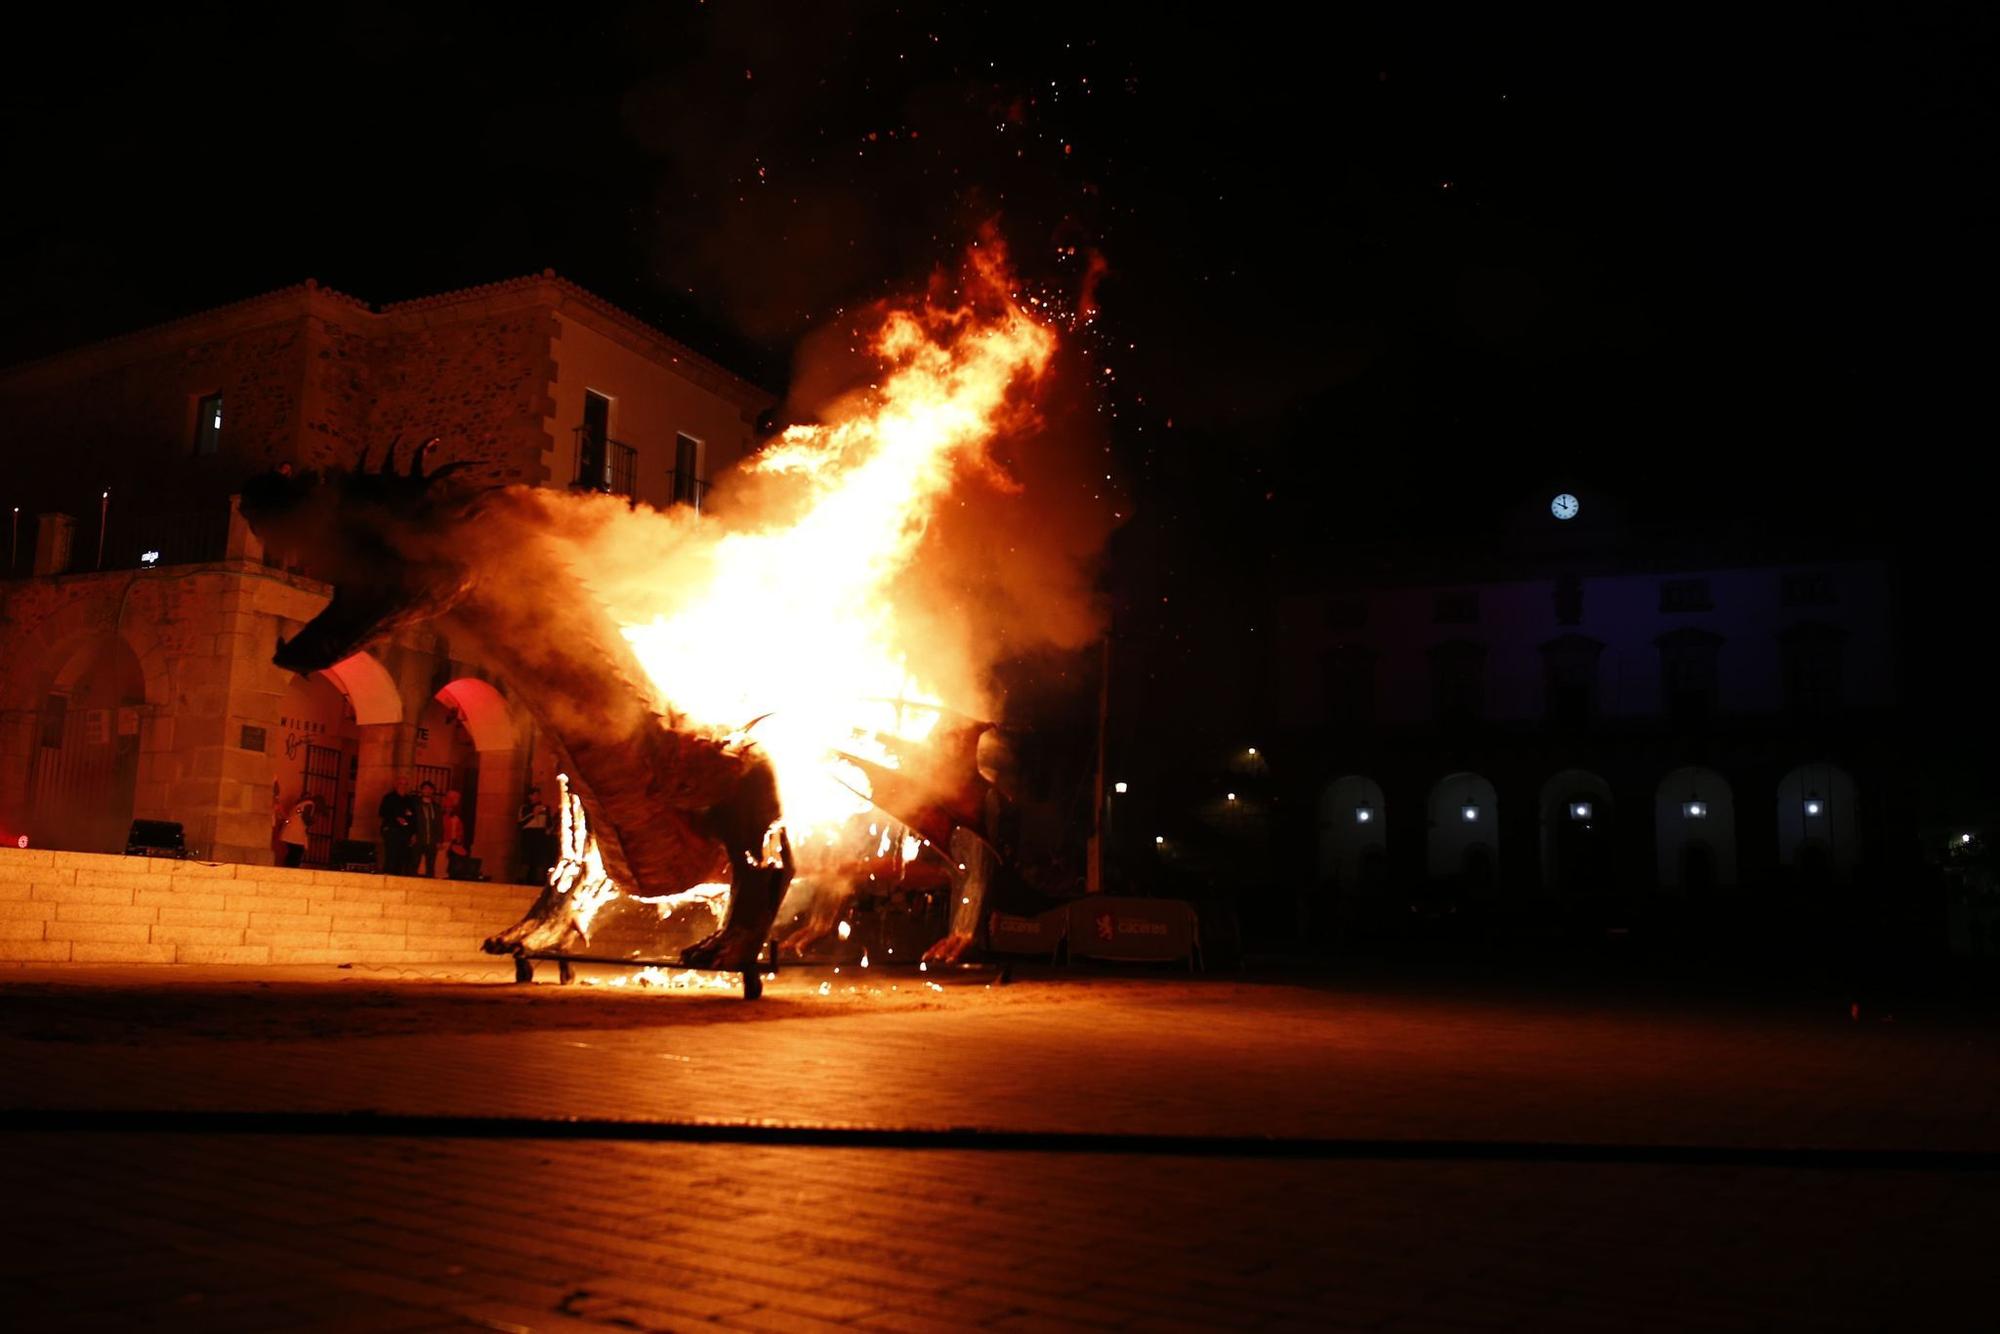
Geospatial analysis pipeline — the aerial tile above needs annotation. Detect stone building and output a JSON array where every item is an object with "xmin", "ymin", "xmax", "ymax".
[
  {"xmin": 1271, "ymin": 484, "xmax": 1911, "ymax": 931},
  {"xmin": 0, "ymin": 274, "xmax": 772, "ymax": 875}
]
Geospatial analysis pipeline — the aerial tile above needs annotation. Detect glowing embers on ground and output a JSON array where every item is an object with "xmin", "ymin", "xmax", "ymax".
[{"xmin": 618, "ymin": 243, "xmax": 1057, "ymax": 852}]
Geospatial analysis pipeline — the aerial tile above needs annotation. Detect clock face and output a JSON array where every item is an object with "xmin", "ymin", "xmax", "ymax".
[{"xmin": 1551, "ymin": 493, "xmax": 1579, "ymax": 521}]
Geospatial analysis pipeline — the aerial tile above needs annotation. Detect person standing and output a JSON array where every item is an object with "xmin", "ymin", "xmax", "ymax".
[
  {"xmin": 413, "ymin": 781, "xmax": 444, "ymax": 878},
  {"xmin": 517, "ymin": 785, "xmax": 554, "ymax": 884},
  {"xmin": 440, "ymin": 789, "xmax": 469, "ymax": 879},
  {"xmin": 278, "ymin": 797, "xmax": 317, "ymax": 869},
  {"xmin": 377, "ymin": 776, "xmax": 415, "ymax": 876}
]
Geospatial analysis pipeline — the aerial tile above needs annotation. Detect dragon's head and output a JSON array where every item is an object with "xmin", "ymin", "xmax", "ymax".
[{"xmin": 240, "ymin": 437, "xmax": 484, "ymax": 672}]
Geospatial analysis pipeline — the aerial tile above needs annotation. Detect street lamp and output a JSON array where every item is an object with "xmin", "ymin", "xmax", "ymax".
[{"xmin": 1114, "ymin": 781, "xmax": 1128, "ymax": 794}]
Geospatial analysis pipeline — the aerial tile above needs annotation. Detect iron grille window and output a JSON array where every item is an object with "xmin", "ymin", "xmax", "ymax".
[{"xmin": 573, "ymin": 427, "xmax": 637, "ymax": 497}]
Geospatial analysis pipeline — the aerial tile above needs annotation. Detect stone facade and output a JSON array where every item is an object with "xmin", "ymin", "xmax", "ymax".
[{"xmin": 0, "ymin": 274, "xmax": 775, "ymax": 905}]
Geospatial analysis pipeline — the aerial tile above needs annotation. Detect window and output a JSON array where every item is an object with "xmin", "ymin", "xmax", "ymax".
[
  {"xmin": 576, "ymin": 390, "xmax": 611, "ymax": 488},
  {"xmin": 671, "ymin": 433, "xmax": 705, "ymax": 509},
  {"xmin": 1428, "ymin": 640, "xmax": 1486, "ymax": 722},
  {"xmin": 194, "ymin": 392, "xmax": 223, "ymax": 455},
  {"xmin": 1541, "ymin": 634, "xmax": 1604, "ymax": 726},
  {"xmin": 1320, "ymin": 644, "xmax": 1376, "ymax": 727},
  {"xmin": 1553, "ymin": 573, "xmax": 1584, "ymax": 626},
  {"xmin": 1782, "ymin": 571, "xmax": 1838, "ymax": 607},
  {"xmin": 1433, "ymin": 591, "xmax": 1479, "ymax": 625},
  {"xmin": 1656, "ymin": 627, "xmax": 1723, "ymax": 722},
  {"xmin": 1659, "ymin": 578, "xmax": 1712, "ymax": 613},
  {"xmin": 1781, "ymin": 623, "xmax": 1846, "ymax": 715}
]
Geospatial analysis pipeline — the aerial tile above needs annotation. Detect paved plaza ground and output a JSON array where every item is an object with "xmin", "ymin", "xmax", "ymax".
[{"xmin": 3, "ymin": 957, "xmax": 1997, "ymax": 1330}]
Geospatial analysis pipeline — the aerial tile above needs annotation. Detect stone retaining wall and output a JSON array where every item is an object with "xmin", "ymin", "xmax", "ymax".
[{"xmin": 0, "ymin": 847, "xmax": 538, "ymax": 966}]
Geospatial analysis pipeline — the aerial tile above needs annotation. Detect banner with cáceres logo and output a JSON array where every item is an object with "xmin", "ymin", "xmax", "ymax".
[{"xmin": 1066, "ymin": 896, "xmax": 1199, "ymax": 964}]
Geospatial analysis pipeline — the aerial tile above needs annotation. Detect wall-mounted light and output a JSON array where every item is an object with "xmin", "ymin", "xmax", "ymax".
[
  {"xmin": 1804, "ymin": 794, "xmax": 1824, "ymax": 818},
  {"xmin": 140, "ymin": 550, "xmax": 161, "ymax": 567},
  {"xmin": 1461, "ymin": 804, "xmax": 1481, "ymax": 823},
  {"xmin": 1113, "ymin": 781, "xmax": 1128, "ymax": 794},
  {"xmin": 1355, "ymin": 804, "xmax": 1374, "ymax": 824},
  {"xmin": 1569, "ymin": 801, "xmax": 1593, "ymax": 821},
  {"xmin": 1682, "ymin": 800, "xmax": 1709, "ymax": 819}
]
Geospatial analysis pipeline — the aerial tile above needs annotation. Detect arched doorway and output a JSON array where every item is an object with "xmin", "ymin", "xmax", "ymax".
[
  {"xmin": 1317, "ymin": 775, "xmax": 1387, "ymax": 890},
  {"xmin": 1655, "ymin": 766, "xmax": 1736, "ymax": 893},
  {"xmin": 427, "ymin": 677, "xmax": 522, "ymax": 879},
  {"xmin": 1539, "ymin": 769, "xmax": 1615, "ymax": 897},
  {"xmin": 27, "ymin": 637, "xmax": 146, "ymax": 853},
  {"xmin": 1427, "ymin": 772, "xmax": 1498, "ymax": 892},
  {"xmin": 1777, "ymin": 763, "xmax": 1859, "ymax": 885},
  {"xmin": 273, "ymin": 673, "xmax": 361, "ymax": 866}
]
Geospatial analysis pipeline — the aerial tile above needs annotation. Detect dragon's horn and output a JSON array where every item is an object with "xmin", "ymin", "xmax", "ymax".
[
  {"xmin": 354, "ymin": 440, "xmax": 371, "ymax": 473},
  {"xmin": 379, "ymin": 435, "xmax": 401, "ymax": 475},
  {"xmin": 409, "ymin": 436, "xmax": 440, "ymax": 478},
  {"xmin": 425, "ymin": 460, "xmax": 473, "ymax": 486}
]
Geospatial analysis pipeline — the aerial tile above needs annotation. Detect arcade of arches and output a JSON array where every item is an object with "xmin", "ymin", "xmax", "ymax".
[
  {"xmin": 0, "ymin": 563, "xmax": 559, "ymax": 880},
  {"xmin": 1315, "ymin": 762, "xmax": 1862, "ymax": 896}
]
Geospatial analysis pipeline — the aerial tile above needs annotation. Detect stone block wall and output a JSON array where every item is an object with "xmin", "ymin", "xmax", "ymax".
[{"xmin": 0, "ymin": 847, "xmax": 537, "ymax": 966}]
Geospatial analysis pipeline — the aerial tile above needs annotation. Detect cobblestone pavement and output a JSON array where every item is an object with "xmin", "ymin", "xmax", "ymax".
[{"xmin": 3, "ymin": 963, "xmax": 1997, "ymax": 1330}]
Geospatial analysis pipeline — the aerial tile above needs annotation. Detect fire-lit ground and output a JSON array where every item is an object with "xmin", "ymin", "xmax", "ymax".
[{"xmin": 4, "ymin": 965, "xmax": 1998, "ymax": 1330}]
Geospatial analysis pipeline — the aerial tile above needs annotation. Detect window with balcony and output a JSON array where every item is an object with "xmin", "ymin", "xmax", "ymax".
[
  {"xmin": 1433, "ymin": 591, "xmax": 1479, "ymax": 625},
  {"xmin": 1781, "ymin": 622, "xmax": 1847, "ymax": 715},
  {"xmin": 1541, "ymin": 634, "xmax": 1604, "ymax": 726},
  {"xmin": 670, "ymin": 433, "xmax": 708, "ymax": 510},
  {"xmin": 1656, "ymin": 627, "xmax": 1722, "ymax": 723},
  {"xmin": 1428, "ymin": 640, "xmax": 1486, "ymax": 723},
  {"xmin": 573, "ymin": 390, "xmax": 636, "ymax": 497},
  {"xmin": 1320, "ymin": 644, "xmax": 1376, "ymax": 727}
]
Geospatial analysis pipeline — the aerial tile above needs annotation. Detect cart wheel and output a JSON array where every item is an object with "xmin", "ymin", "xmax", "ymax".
[
  {"xmin": 742, "ymin": 969, "xmax": 763, "ymax": 1001},
  {"xmin": 558, "ymin": 959, "xmax": 575, "ymax": 985},
  {"xmin": 513, "ymin": 956, "xmax": 535, "ymax": 984}
]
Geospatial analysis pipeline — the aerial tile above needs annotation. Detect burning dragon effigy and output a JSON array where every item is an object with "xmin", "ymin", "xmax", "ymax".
[{"xmin": 240, "ymin": 239, "xmax": 1103, "ymax": 991}]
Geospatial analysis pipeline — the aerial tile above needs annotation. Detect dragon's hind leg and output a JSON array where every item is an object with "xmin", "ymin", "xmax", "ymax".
[{"xmin": 681, "ymin": 827, "xmax": 794, "ymax": 970}]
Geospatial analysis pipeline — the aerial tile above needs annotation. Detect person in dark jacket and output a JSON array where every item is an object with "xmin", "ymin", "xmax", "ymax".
[
  {"xmin": 377, "ymin": 776, "xmax": 416, "ymax": 876},
  {"xmin": 412, "ymin": 781, "xmax": 444, "ymax": 878}
]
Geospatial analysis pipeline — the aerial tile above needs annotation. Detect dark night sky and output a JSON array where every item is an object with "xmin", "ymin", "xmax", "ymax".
[{"xmin": 3, "ymin": 3, "xmax": 1993, "ymax": 733}]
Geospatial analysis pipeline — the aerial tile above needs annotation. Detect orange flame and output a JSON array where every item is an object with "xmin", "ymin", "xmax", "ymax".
[{"xmin": 619, "ymin": 243, "xmax": 1056, "ymax": 845}]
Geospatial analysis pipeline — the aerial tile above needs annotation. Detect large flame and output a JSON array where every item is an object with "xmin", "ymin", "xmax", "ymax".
[{"xmin": 619, "ymin": 244, "xmax": 1056, "ymax": 844}]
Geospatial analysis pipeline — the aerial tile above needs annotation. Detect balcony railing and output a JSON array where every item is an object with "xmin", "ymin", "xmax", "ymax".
[
  {"xmin": 668, "ymin": 469, "xmax": 711, "ymax": 513},
  {"xmin": 574, "ymin": 427, "xmax": 638, "ymax": 498}
]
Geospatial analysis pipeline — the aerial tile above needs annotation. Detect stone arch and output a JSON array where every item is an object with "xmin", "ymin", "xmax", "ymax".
[
  {"xmin": 1427, "ymin": 771, "xmax": 1498, "ymax": 886},
  {"xmin": 1538, "ymin": 768, "xmax": 1616, "ymax": 894},
  {"xmin": 1317, "ymin": 775, "xmax": 1387, "ymax": 890},
  {"xmin": 318, "ymin": 650, "xmax": 403, "ymax": 726},
  {"xmin": 1655, "ymin": 766, "xmax": 1736, "ymax": 890},
  {"xmin": 27, "ymin": 635, "xmax": 147, "ymax": 852},
  {"xmin": 434, "ymin": 677, "xmax": 514, "ymax": 753},
  {"xmin": 1777, "ymin": 762, "xmax": 1859, "ymax": 884}
]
